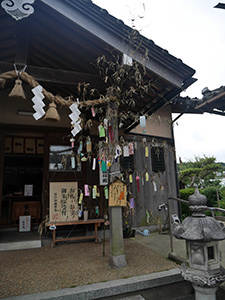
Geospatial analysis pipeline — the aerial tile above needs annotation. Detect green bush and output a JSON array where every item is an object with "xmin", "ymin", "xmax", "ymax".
[
  {"xmin": 179, "ymin": 187, "xmax": 221, "ymax": 219},
  {"xmin": 179, "ymin": 188, "xmax": 195, "ymax": 220},
  {"xmin": 201, "ymin": 187, "xmax": 218, "ymax": 207}
]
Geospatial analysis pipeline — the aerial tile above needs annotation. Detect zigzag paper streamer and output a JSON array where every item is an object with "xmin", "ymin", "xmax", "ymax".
[
  {"xmin": 69, "ymin": 102, "xmax": 82, "ymax": 137},
  {"xmin": 31, "ymin": 85, "xmax": 45, "ymax": 120}
]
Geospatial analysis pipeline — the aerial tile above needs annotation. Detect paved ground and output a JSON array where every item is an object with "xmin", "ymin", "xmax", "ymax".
[
  {"xmin": 1, "ymin": 230, "xmax": 225, "ymax": 299},
  {"xmin": 0, "ymin": 235, "xmax": 178, "ymax": 299}
]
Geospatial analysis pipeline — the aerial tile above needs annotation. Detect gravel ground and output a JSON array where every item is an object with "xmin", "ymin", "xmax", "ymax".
[{"xmin": 0, "ymin": 238, "xmax": 178, "ymax": 299}]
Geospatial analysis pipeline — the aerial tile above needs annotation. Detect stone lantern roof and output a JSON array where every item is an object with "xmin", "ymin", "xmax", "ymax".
[{"xmin": 173, "ymin": 187, "xmax": 225, "ymax": 242}]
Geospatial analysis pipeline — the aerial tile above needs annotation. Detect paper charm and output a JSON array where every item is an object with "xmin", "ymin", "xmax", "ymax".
[
  {"xmin": 128, "ymin": 142, "xmax": 134, "ymax": 155},
  {"xmin": 86, "ymin": 136, "xmax": 92, "ymax": 153},
  {"xmin": 145, "ymin": 172, "xmax": 149, "ymax": 182},
  {"xmin": 107, "ymin": 161, "xmax": 112, "ymax": 168},
  {"xmin": 153, "ymin": 181, "xmax": 157, "ymax": 192},
  {"xmin": 142, "ymin": 176, "xmax": 144, "ymax": 185},
  {"xmin": 71, "ymin": 156, "xmax": 76, "ymax": 169},
  {"xmin": 145, "ymin": 146, "xmax": 149, "ymax": 157},
  {"xmin": 70, "ymin": 137, "xmax": 75, "ymax": 148},
  {"xmin": 115, "ymin": 144, "xmax": 122, "ymax": 160},
  {"xmin": 98, "ymin": 124, "xmax": 105, "ymax": 138},
  {"xmin": 129, "ymin": 174, "xmax": 133, "ymax": 183},
  {"xmin": 140, "ymin": 115, "xmax": 146, "ymax": 128},
  {"xmin": 71, "ymin": 122, "xmax": 82, "ymax": 137},
  {"xmin": 92, "ymin": 157, "xmax": 96, "ymax": 170},
  {"xmin": 91, "ymin": 106, "xmax": 95, "ymax": 117},
  {"xmin": 31, "ymin": 85, "xmax": 45, "ymax": 120},
  {"xmin": 123, "ymin": 145, "xmax": 129, "ymax": 157},
  {"xmin": 84, "ymin": 184, "xmax": 90, "ymax": 196},
  {"xmin": 92, "ymin": 186, "xmax": 96, "ymax": 199},
  {"xmin": 101, "ymin": 160, "xmax": 107, "ymax": 172},
  {"xmin": 108, "ymin": 125, "xmax": 114, "ymax": 142},
  {"xmin": 130, "ymin": 198, "xmax": 134, "ymax": 209},
  {"xmin": 104, "ymin": 186, "xmax": 109, "ymax": 199},
  {"xmin": 69, "ymin": 102, "xmax": 81, "ymax": 124},
  {"xmin": 104, "ymin": 118, "xmax": 108, "ymax": 129},
  {"xmin": 69, "ymin": 102, "xmax": 81, "ymax": 137},
  {"xmin": 77, "ymin": 140, "xmax": 83, "ymax": 154},
  {"xmin": 79, "ymin": 192, "xmax": 83, "ymax": 204},
  {"xmin": 136, "ymin": 176, "xmax": 140, "ymax": 193}
]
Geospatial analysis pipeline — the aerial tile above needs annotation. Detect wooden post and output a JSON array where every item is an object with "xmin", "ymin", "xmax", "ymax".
[
  {"xmin": 0, "ymin": 132, "xmax": 5, "ymax": 224},
  {"xmin": 108, "ymin": 102, "xmax": 127, "ymax": 268}
]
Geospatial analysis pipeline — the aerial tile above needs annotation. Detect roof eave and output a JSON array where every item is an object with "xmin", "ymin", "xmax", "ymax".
[{"xmin": 41, "ymin": 0, "xmax": 195, "ymax": 88}]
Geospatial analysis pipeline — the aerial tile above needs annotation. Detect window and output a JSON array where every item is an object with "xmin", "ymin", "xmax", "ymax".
[
  {"xmin": 207, "ymin": 246, "xmax": 214, "ymax": 261},
  {"xmin": 151, "ymin": 146, "xmax": 165, "ymax": 172}
]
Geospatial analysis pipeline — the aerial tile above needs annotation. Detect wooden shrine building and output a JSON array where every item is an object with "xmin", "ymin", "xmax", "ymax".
[{"xmin": 0, "ymin": 0, "xmax": 196, "ymax": 234}]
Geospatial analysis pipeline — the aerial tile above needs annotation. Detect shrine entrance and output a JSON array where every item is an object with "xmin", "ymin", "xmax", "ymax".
[{"xmin": 0, "ymin": 132, "xmax": 44, "ymax": 229}]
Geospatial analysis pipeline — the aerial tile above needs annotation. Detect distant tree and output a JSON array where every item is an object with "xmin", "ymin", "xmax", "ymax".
[{"xmin": 178, "ymin": 155, "xmax": 224, "ymax": 189}]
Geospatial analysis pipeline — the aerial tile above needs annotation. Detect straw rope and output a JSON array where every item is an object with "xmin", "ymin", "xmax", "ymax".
[{"xmin": 0, "ymin": 70, "xmax": 114, "ymax": 107}]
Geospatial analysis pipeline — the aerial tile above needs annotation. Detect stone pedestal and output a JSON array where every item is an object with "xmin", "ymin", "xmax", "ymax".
[
  {"xmin": 109, "ymin": 206, "xmax": 127, "ymax": 268},
  {"xmin": 193, "ymin": 284, "xmax": 217, "ymax": 300}
]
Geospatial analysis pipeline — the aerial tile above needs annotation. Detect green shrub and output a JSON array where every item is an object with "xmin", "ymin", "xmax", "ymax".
[
  {"xmin": 179, "ymin": 187, "xmax": 221, "ymax": 219},
  {"xmin": 179, "ymin": 188, "xmax": 195, "ymax": 220},
  {"xmin": 201, "ymin": 187, "xmax": 218, "ymax": 207}
]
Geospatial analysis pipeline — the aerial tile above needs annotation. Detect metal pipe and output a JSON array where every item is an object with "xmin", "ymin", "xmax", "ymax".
[{"xmin": 168, "ymin": 199, "xmax": 174, "ymax": 253}]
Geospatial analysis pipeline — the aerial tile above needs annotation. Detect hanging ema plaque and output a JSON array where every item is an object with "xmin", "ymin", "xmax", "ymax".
[
  {"xmin": 49, "ymin": 182, "xmax": 78, "ymax": 222},
  {"xmin": 109, "ymin": 179, "xmax": 127, "ymax": 207}
]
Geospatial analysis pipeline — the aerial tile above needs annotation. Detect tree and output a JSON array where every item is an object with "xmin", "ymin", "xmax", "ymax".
[{"xmin": 178, "ymin": 155, "xmax": 224, "ymax": 189}]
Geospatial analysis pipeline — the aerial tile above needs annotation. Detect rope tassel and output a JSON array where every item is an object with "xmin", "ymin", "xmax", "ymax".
[
  {"xmin": 9, "ymin": 78, "xmax": 26, "ymax": 100},
  {"xmin": 44, "ymin": 101, "xmax": 60, "ymax": 122}
]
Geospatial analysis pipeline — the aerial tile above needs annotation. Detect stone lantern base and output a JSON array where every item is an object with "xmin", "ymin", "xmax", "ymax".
[
  {"xmin": 192, "ymin": 284, "xmax": 218, "ymax": 300},
  {"xmin": 181, "ymin": 263, "xmax": 225, "ymax": 287}
]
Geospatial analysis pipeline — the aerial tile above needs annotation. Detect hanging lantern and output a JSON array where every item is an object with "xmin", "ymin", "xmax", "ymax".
[
  {"xmin": 44, "ymin": 101, "xmax": 60, "ymax": 122},
  {"xmin": 9, "ymin": 78, "xmax": 26, "ymax": 100}
]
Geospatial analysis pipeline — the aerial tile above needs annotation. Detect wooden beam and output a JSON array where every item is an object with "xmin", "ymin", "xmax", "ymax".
[
  {"xmin": 0, "ymin": 62, "xmax": 106, "ymax": 87},
  {"xmin": 195, "ymin": 91, "xmax": 225, "ymax": 109},
  {"xmin": 15, "ymin": 19, "xmax": 29, "ymax": 65}
]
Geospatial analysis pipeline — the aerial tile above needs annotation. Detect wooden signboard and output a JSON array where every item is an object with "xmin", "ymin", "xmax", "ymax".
[
  {"xmin": 49, "ymin": 182, "xmax": 78, "ymax": 222},
  {"xmin": 109, "ymin": 179, "xmax": 127, "ymax": 207}
]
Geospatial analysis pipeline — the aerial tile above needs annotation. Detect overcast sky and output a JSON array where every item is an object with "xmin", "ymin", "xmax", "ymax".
[{"xmin": 93, "ymin": 0, "xmax": 225, "ymax": 163}]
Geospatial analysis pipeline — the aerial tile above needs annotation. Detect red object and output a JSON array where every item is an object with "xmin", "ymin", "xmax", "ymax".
[
  {"xmin": 108, "ymin": 126, "xmax": 114, "ymax": 142},
  {"xmin": 119, "ymin": 191, "xmax": 125, "ymax": 200},
  {"xmin": 136, "ymin": 176, "xmax": 140, "ymax": 193}
]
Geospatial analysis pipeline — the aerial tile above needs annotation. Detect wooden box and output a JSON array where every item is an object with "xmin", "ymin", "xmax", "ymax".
[
  {"xmin": 25, "ymin": 138, "xmax": 36, "ymax": 154},
  {"xmin": 5, "ymin": 137, "xmax": 12, "ymax": 153},
  {"xmin": 37, "ymin": 139, "xmax": 44, "ymax": 154},
  {"xmin": 13, "ymin": 138, "xmax": 24, "ymax": 153}
]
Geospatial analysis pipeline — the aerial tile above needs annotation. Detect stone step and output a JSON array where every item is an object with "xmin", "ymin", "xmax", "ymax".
[
  {"xmin": 114, "ymin": 296, "xmax": 145, "ymax": 300},
  {"xmin": 0, "ymin": 240, "xmax": 42, "ymax": 251}
]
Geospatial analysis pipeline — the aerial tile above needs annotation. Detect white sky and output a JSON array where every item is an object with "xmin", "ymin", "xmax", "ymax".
[{"xmin": 93, "ymin": 0, "xmax": 225, "ymax": 162}]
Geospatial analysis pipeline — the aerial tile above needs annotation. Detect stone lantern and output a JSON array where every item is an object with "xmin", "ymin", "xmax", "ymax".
[{"xmin": 173, "ymin": 187, "xmax": 225, "ymax": 300}]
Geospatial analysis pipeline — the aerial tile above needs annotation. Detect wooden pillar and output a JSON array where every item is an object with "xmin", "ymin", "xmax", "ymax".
[
  {"xmin": 0, "ymin": 132, "xmax": 5, "ymax": 224},
  {"xmin": 42, "ymin": 132, "xmax": 49, "ymax": 218},
  {"xmin": 108, "ymin": 103, "xmax": 127, "ymax": 268}
]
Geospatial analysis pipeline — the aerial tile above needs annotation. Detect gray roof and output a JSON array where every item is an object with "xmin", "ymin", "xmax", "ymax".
[
  {"xmin": 0, "ymin": 0, "xmax": 196, "ymax": 131},
  {"xmin": 173, "ymin": 216, "xmax": 225, "ymax": 242}
]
